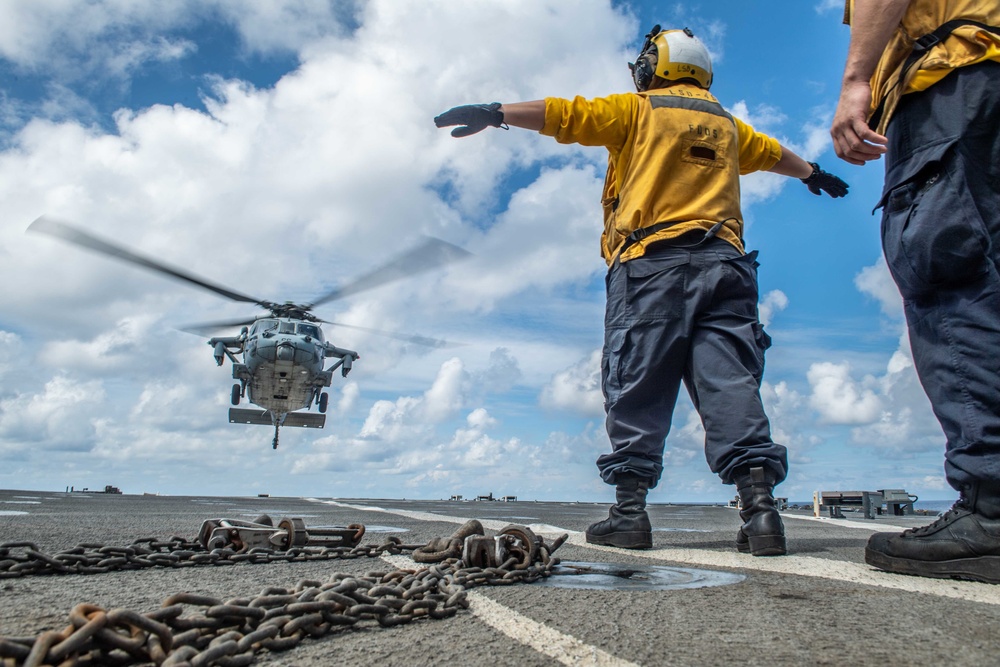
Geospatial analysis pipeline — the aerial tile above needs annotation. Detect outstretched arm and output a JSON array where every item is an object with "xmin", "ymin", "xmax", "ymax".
[
  {"xmin": 831, "ymin": 0, "xmax": 911, "ymax": 165},
  {"xmin": 769, "ymin": 143, "xmax": 849, "ymax": 198},
  {"xmin": 499, "ymin": 101, "xmax": 545, "ymax": 131},
  {"xmin": 434, "ymin": 101, "xmax": 546, "ymax": 136},
  {"xmin": 768, "ymin": 144, "xmax": 814, "ymax": 179}
]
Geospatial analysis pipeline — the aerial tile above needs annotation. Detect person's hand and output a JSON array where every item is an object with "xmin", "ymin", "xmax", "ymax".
[
  {"xmin": 831, "ymin": 80, "xmax": 887, "ymax": 165},
  {"xmin": 434, "ymin": 103, "xmax": 506, "ymax": 138},
  {"xmin": 801, "ymin": 163, "xmax": 849, "ymax": 198}
]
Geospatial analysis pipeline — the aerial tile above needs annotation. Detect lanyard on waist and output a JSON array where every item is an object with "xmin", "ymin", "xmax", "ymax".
[{"xmin": 618, "ymin": 218, "xmax": 738, "ymax": 257}]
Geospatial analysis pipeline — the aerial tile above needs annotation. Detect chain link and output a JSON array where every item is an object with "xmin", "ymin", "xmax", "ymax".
[
  {"xmin": 0, "ymin": 521, "xmax": 566, "ymax": 667},
  {"xmin": 0, "ymin": 536, "xmax": 420, "ymax": 579}
]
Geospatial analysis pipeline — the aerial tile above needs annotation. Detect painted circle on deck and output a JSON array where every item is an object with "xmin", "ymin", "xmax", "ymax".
[{"xmin": 536, "ymin": 561, "xmax": 745, "ymax": 591}]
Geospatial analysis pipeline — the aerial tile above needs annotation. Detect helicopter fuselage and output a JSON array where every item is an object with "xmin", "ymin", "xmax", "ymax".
[
  {"xmin": 210, "ymin": 317, "xmax": 358, "ymax": 416},
  {"xmin": 27, "ymin": 216, "xmax": 465, "ymax": 450}
]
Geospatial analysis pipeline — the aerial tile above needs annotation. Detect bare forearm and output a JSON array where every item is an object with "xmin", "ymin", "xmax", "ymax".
[
  {"xmin": 831, "ymin": 0, "xmax": 910, "ymax": 164},
  {"xmin": 500, "ymin": 100, "xmax": 546, "ymax": 131},
  {"xmin": 842, "ymin": 0, "xmax": 911, "ymax": 84},
  {"xmin": 768, "ymin": 144, "xmax": 813, "ymax": 179}
]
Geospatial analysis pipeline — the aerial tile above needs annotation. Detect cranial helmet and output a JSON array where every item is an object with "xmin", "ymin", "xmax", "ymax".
[{"xmin": 630, "ymin": 25, "xmax": 713, "ymax": 92}]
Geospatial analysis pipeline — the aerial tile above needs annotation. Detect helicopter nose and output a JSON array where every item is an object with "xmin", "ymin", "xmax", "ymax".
[{"xmin": 276, "ymin": 343, "xmax": 296, "ymax": 361}]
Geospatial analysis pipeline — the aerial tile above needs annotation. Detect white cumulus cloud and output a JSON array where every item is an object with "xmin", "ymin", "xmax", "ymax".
[
  {"xmin": 807, "ymin": 361, "xmax": 883, "ymax": 424},
  {"xmin": 540, "ymin": 349, "xmax": 603, "ymax": 416}
]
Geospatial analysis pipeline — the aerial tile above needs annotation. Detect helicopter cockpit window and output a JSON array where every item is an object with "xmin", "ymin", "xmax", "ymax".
[
  {"xmin": 279, "ymin": 321, "xmax": 296, "ymax": 334},
  {"xmin": 253, "ymin": 319, "xmax": 278, "ymax": 335},
  {"xmin": 298, "ymin": 324, "xmax": 320, "ymax": 338}
]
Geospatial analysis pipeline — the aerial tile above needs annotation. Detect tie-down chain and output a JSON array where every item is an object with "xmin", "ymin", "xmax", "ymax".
[
  {"xmin": 0, "ymin": 518, "xmax": 567, "ymax": 667},
  {"xmin": 197, "ymin": 514, "xmax": 367, "ymax": 552}
]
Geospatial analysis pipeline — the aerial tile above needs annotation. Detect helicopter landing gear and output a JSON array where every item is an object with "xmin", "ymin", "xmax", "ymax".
[
  {"xmin": 318, "ymin": 391, "xmax": 328, "ymax": 414},
  {"xmin": 231, "ymin": 384, "xmax": 241, "ymax": 406}
]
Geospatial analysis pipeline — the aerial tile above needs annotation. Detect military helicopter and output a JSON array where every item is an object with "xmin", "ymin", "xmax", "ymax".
[{"xmin": 27, "ymin": 216, "xmax": 469, "ymax": 449}]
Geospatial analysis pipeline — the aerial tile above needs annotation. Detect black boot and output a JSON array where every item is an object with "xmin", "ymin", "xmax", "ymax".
[
  {"xmin": 734, "ymin": 466, "xmax": 786, "ymax": 556},
  {"xmin": 585, "ymin": 474, "xmax": 653, "ymax": 549},
  {"xmin": 865, "ymin": 481, "xmax": 1000, "ymax": 584}
]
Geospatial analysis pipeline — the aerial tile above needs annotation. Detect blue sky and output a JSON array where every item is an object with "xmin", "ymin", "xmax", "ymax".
[{"xmin": 0, "ymin": 1, "xmax": 953, "ymax": 505}]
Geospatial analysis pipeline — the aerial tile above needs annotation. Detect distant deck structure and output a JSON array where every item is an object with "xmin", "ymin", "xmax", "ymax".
[{"xmin": 814, "ymin": 489, "xmax": 918, "ymax": 519}]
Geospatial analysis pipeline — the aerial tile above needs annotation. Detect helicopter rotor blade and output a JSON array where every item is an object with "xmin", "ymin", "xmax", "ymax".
[
  {"xmin": 307, "ymin": 236, "xmax": 471, "ymax": 309},
  {"xmin": 178, "ymin": 315, "xmax": 267, "ymax": 336},
  {"xmin": 27, "ymin": 216, "xmax": 267, "ymax": 306},
  {"xmin": 319, "ymin": 319, "xmax": 463, "ymax": 349}
]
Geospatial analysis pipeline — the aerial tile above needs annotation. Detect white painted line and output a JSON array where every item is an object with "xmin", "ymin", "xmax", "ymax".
[
  {"xmin": 311, "ymin": 498, "xmax": 1000, "ymax": 605},
  {"xmin": 381, "ymin": 554, "xmax": 639, "ymax": 667},
  {"xmin": 782, "ymin": 513, "xmax": 912, "ymax": 532},
  {"xmin": 465, "ymin": 593, "xmax": 640, "ymax": 667},
  {"xmin": 563, "ymin": 534, "xmax": 1000, "ymax": 606},
  {"xmin": 310, "ymin": 499, "xmax": 527, "ymax": 532}
]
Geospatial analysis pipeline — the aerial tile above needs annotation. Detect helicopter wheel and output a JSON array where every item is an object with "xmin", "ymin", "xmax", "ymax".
[
  {"xmin": 318, "ymin": 392, "xmax": 329, "ymax": 414},
  {"xmin": 231, "ymin": 384, "xmax": 241, "ymax": 406}
]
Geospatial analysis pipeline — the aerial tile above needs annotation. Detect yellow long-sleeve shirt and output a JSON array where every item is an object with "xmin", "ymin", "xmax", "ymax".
[
  {"xmin": 844, "ymin": 0, "xmax": 1000, "ymax": 134},
  {"xmin": 540, "ymin": 84, "xmax": 781, "ymax": 264}
]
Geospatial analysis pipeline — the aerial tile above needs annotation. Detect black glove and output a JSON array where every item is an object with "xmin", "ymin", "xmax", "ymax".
[
  {"xmin": 434, "ymin": 103, "xmax": 507, "ymax": 138},
  {"xmin": 801, "ymin": 162, "xmax": 849, "ymax": 198}
]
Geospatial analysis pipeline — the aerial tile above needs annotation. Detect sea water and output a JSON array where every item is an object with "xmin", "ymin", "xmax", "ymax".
[{"xmin": 913, "ymin": 499, "xmax": 957, "ymax": 514}]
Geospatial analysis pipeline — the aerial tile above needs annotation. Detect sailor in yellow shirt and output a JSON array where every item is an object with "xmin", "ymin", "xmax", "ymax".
[
  {"xmin": 436, "ymin": 26, "xmax": 848, "ymax": 556},
  {"xmin": 832, "ymin": 0, "xmax": 1000, "ymax": 584}
]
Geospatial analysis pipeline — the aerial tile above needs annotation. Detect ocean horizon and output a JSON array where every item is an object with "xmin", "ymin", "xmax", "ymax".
[{"xmin": 665, "ymin": 498, "xmax": 957, "ymax": 513}]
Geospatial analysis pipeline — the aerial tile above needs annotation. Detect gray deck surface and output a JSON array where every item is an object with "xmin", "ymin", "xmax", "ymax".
[{"xmin": 2, "ymin": 490, "xmax": 998, "ymax": 666}]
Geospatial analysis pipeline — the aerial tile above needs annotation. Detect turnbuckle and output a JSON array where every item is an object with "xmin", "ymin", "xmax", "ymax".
[
  {"xmin": 197, "ymin": 515, "xmax": 365, "ymax": 552},
  {"xmin": 462, "ymin": 524, "xmax": 542, "ymax": 570}
]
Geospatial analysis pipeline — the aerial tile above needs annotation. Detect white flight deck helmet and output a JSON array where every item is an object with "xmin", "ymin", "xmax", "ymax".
[{"xmin": 630, "ymin": 26, "xmax": 713, "ymax": 92}]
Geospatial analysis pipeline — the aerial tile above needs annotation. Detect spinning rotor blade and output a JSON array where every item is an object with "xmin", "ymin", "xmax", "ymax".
[
  {"xmin": 308, "ymin": 236, "xmax": 471, "ymax": 308},
  {"xmin": 321, "ymin": 320, "xmax": 462, "ymax": 349},
  {"xmin": 179, "ymin": 315, "xmax": 267, "ymax": 335},
  {"xmin": 27, "ymin": 216, "xmax": 266, "ymax": 306}
]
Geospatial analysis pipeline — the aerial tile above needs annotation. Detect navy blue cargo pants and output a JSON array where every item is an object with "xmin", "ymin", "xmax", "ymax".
[
  {"xmin": 596, "ymin": 236, "xmax": 788, "ymax": 488},
  {"xmin": 879, "ymin": 60, "xmax": 1000, "ymax": 491}
]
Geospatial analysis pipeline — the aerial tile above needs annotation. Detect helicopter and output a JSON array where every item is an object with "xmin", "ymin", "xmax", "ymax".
[{"xmin": 27, "ymin": 216, "xmax": 469, "ymax": 449}]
